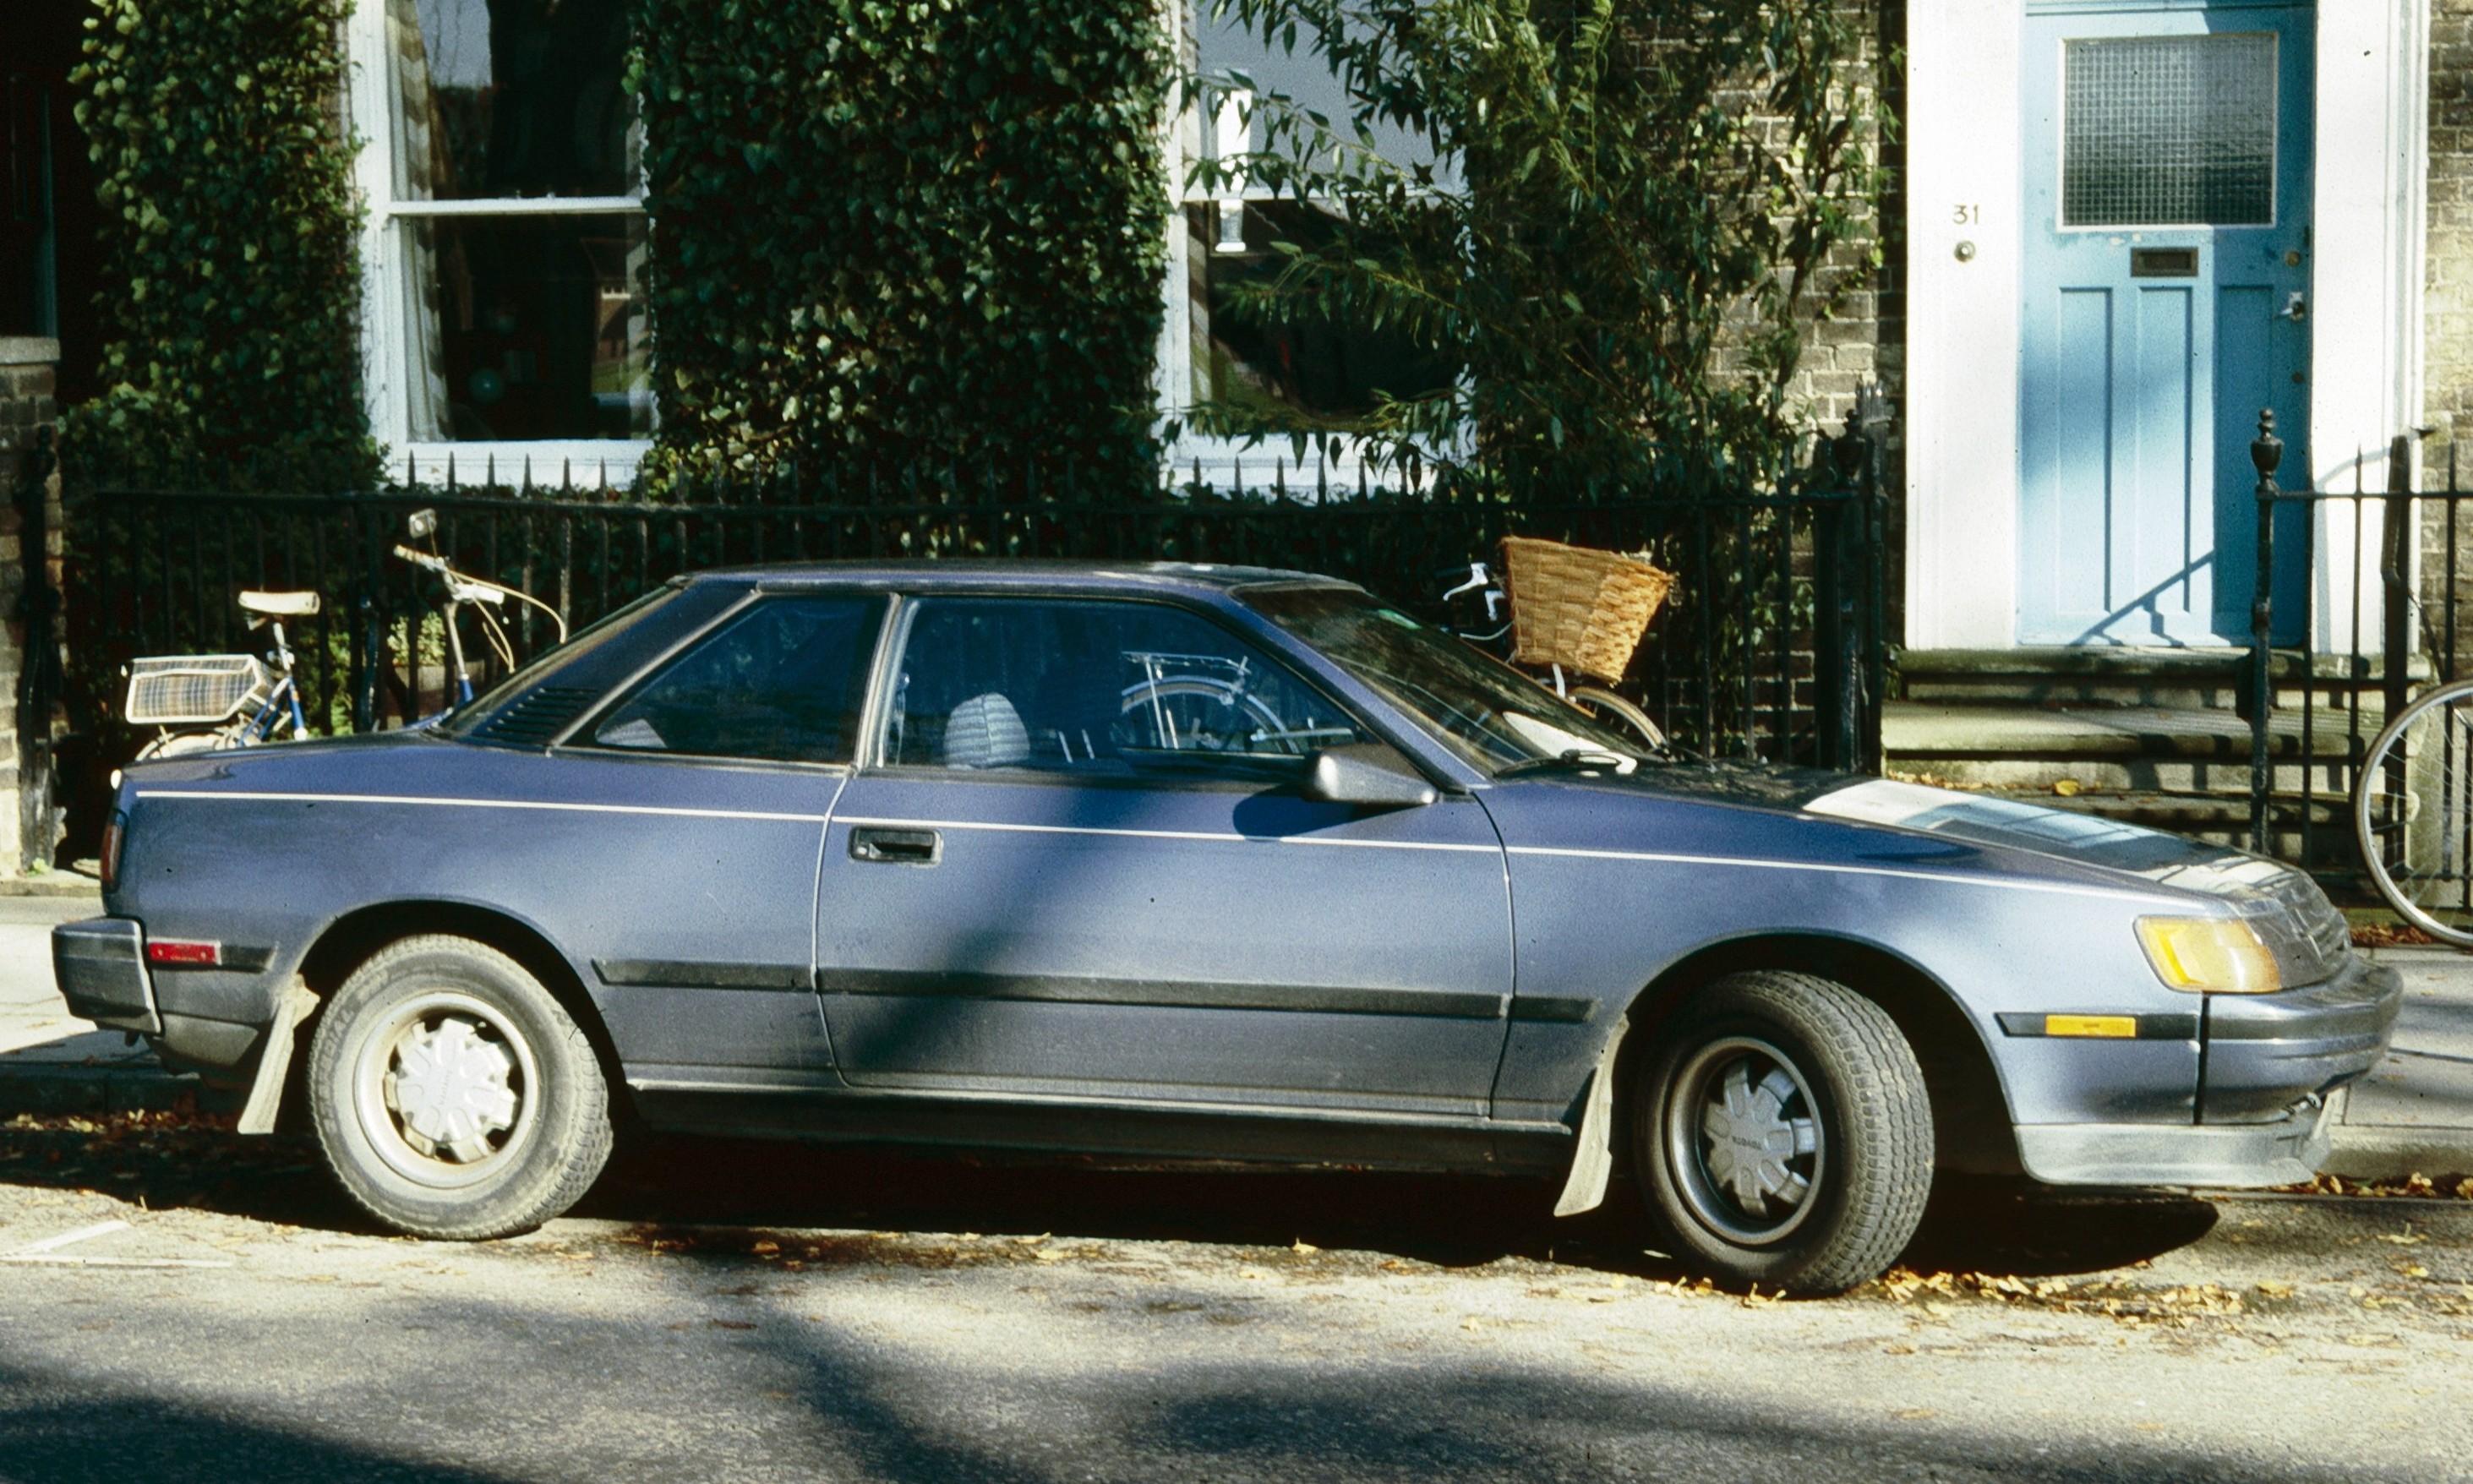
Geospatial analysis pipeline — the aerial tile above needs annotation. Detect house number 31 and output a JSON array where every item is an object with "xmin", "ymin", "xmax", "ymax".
[{"xmin": 1952, "ymin": 204, "xmax": 1980, "ymax": 225}]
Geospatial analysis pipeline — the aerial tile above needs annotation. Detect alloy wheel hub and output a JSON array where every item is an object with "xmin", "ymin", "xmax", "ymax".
[
  {"xmin": 384, "ymin": 1016, "xmax": 520, "ymax": 1163},
  {"xmin": 1700, "ymin": 1061, "xmax": 1817, "ymax": 1218}
]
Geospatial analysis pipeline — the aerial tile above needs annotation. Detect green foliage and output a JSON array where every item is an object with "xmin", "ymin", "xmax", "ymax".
[
  {"xmin": 632, "ymin": 0, "xmax": 1171, "ymax": 488},
  {"xmin": 1202, "ymin": 0, "xmax": 1881, "ymax": 489},
  {"xmin": 61, "ymin": 0, "xmax": 378, "ymax": 490}
]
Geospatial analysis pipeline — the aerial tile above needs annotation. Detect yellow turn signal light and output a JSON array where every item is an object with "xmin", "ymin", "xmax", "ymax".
[{"xmin": 2136, "ymin": 916, "xmax": 2281, "ymax": 995}]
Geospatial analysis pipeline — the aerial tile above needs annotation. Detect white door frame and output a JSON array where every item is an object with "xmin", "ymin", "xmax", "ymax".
[{"xmin": 1903, "ymin": 0, "xmax": 2428, "ymax": 652}]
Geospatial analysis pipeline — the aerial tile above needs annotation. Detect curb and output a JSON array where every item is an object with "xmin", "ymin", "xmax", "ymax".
[
  {"xmin": 2323, "ymin": 1125, "xmax": 2473, "ymax": 1182},
  {"xmin": 0, "ymin": 874, "xmax": 102, "ymax": 901},
  {"xmin": 0, "ymin": 1061, "xmax": 205, "ymax": 1116}
]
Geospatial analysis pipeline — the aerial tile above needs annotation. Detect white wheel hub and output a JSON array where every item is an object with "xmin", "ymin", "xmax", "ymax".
[{"xmin": 385, "ymin": 1015, "xmax": 520, "ymax": 1162}]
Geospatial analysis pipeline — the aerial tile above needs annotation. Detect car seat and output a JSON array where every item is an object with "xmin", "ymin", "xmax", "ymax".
[{"xmin": 942, "ymin": 693, "xmax": 1031, "ymax": 769}]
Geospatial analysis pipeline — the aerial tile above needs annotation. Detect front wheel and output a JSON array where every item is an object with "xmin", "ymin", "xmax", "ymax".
[
  {"xmin": 307, "ymin": 935, "xmax": 612, "ymax": 1240},
  {"xmin": 2355, "ymin": 678, "xmax": 2473, "ymax": 947},
  {"xmin": 1630, "ymin": 972, "xmax": 1932, "ymax": 1294}
]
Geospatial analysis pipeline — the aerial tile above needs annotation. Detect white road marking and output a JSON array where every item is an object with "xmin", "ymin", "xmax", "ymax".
[
  {"xmin": 8, "ymin": 1219, "xmax": 128, "ymax": 1256},
  {"xmin": 2, "ymin": 1219, "xmax": 232, "ymax": 1269}
]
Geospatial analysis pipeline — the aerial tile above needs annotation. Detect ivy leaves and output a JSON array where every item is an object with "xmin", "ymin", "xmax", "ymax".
[
  {"xmin": 633, "ymin": 0, "xmax": 1171, "ymax": 487},
  {"xmin": 63, "ymin": 0, "xmax": 376, "ymax": 491},
  {"xmin": 1202, "ymin": 0, "xmax": 1880, "ymax": 490}
]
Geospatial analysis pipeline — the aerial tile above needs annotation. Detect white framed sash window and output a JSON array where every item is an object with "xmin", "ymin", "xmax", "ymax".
[{"xmin": 347, "ymin": 0, "xmax": 651, "ymax": 485}]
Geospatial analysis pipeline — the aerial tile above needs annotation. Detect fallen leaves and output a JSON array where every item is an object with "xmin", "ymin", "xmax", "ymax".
[
  {"xmin": 1865, "ymin": 1268, "xmax": 2247, "ymax": 1325},
  {"xmin": 2301, "ymin": 1172, "xmax": 2473, "ymax": 1199}
]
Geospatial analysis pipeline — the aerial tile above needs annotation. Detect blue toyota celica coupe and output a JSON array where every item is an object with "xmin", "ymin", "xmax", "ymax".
[{"xmin": 52, "ymin": 562, "xmax": 2400, "ymax": 1292}]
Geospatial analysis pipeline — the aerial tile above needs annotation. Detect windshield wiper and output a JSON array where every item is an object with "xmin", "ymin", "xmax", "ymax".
[{"xmin": 1493, "ymin": 749, "xmax": 1640, "ymax": 778}]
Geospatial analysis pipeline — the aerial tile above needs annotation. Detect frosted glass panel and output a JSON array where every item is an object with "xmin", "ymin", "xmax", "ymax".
[{"xmin": 2062, "ymin": 35, "xmax": 2275, "ymax": 227}]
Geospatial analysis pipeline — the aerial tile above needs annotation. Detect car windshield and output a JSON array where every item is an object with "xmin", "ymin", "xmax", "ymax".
[
  {"xmin": 438, "ymin": 584, "xmax": 682, "ymax": 737},
  {"xmin": 1237, "ymin": 584, "xmax": 1651, "ymax": 773}
]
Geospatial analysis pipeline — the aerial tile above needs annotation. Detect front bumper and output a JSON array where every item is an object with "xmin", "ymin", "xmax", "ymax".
[
  {"xmin": 2017, "ymin": 955, "xmax": 2401, "ymax": 1188},
  {"xmin": 51, "ymin": 917, "xmax": 159, "ymax": 1034},
  {"xmin": 2017, "ymin": 1100, "xmax": 2334, "ymax": 1187},
  {"xmin": 2201, "ymin": 956, "xmax": 2401, "ymax": 1121}
]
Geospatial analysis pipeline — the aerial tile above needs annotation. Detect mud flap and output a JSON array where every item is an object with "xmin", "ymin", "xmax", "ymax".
[
  {"xmin": 236, "ymin": 981, "xmax": 319, "ymax": 1136},
  {"xmin": 1552, "ymin": 1020, "xmax": 1629, "ymax": 1218}
]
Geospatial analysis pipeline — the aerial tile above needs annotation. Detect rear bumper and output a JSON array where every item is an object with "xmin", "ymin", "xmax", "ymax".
[{"xmin": 51, "ymin": 918, "xmax": 159, "ymax": 1034}]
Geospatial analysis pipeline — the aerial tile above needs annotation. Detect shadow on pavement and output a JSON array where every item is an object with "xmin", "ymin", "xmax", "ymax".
[{"xmin": 0, "ymin": 1116, "xmax": 2221, "ymax": 1282}]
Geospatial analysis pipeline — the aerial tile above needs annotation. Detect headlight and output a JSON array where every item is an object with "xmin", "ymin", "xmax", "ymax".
[{"xmin": 2136, "ymin": 916, "xmax": 2281, "ymax": 995}]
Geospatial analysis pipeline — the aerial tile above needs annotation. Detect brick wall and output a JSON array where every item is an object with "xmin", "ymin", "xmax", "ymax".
[
  {"xmin": 2431, "ymin": 1, "xmax": 2473, "ymax": 444},
  {"xmin": 0, "ymin": 338, "xmax": 62, "ymax": 874}
]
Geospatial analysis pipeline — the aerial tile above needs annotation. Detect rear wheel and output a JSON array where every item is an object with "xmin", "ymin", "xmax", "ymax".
[
  {"xmin": 134, "ymin": 728, "xmax": 233, "ymax": 761},
  {"xmin": 307, "ymin": 935, "xmax": 611, "ymax": 1240},
  {"xmin": 1630, "ymin": 972, "xmax": 1931, "ymax": 1294},
  {"xmin": 1566, "ymin": 685, "xmax": 1667, "ymax": 752}
]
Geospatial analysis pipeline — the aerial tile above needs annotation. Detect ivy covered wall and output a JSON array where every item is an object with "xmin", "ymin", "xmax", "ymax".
[
  {"xmin": 64, "ymin": 0, "xmax": 375, "ymax": 488},
  {"xmin": 631, "ymin": 0, "xmax": 1171, "ymax": 488}
]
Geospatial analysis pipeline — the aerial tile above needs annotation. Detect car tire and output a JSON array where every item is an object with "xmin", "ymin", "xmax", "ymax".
[
  {"xmin": 1630, "ymin": 971, "xmax": 1932, "ymax": 1295},
  {"xmin": 307, "ymin": 935, "xmax": 612, "ymax": 1241}
]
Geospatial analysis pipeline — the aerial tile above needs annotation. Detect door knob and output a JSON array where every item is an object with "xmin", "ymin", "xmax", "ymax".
[{"xmin": 2281, "ymin": 292, "xmax": 2306, "ymax": 322}]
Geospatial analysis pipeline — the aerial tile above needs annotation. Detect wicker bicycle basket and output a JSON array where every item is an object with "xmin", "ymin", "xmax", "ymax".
[
  {"xmin": 125, "ymin": 654, "xmax": 271, "ymax": 728},
  {"xmin": 1499, "ymin": 536, "xmax": 1677, "ymax": 684}
]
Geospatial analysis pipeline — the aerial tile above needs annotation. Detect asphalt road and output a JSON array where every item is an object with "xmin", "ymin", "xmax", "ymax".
[{"xmin": 1, "ymin": 1119, "xmax": 2470, "ymax": 1483}]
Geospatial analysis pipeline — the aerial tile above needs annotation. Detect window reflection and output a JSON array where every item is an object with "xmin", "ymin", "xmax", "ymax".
[
  {"xmin": 405, "ymin": 215, "xmax": 650, "ymax": 441},
  {"xmin": 396, "ymin": 0, "xmax": 634, "ymax": 199}
]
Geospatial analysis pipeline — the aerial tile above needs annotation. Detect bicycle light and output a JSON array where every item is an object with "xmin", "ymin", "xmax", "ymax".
[{"xmin": 2136, "ymin": 917, "xmax": 2282, "ymax": 995}]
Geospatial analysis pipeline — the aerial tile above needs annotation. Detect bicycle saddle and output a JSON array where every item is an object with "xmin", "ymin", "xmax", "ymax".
[{"xmin": 237, "ymin": 590, "xmax": 321, "ymax": 618}]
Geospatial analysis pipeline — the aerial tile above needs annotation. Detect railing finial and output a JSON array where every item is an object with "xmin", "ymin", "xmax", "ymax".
[{"xmin": 2252, "ymin": 408, "xmax": 2284, "ymax": 484}]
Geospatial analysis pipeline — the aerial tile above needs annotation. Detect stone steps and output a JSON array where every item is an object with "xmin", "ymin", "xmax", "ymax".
[
  {"xmin": 1882, "ymin": 646, "xmax": 2419, "ymax": 873},
  {"xmin": 1899, "ymin": 647, "xmax": 2430, "ymax": 712}
]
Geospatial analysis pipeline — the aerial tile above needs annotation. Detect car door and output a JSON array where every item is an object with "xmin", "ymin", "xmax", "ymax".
[
  {"xmin": 816, "ymin": 592, "xmax": 1515, "ymax": 1119},
  {"xmin": 528, "ymin": 590, "xmax": 887, "ymax": 1090}
]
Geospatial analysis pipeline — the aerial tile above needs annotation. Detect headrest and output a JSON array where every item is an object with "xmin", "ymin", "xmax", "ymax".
[{"xmin": 943, "ymin": 693, "xmax": 1030, "ymax": 769}]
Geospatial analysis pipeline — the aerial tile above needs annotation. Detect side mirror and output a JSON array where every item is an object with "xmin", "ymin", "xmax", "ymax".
[
  {"xmin": 406, "ymin": 508, "xmax": 438, "ymax": 540},
  {"xmin": 1304, "ymin": 749, "xmax": 1438, "ymax": 809}
]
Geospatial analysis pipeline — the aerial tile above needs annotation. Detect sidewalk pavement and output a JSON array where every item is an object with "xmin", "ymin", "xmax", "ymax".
[
  {"xmin": 2322, "ymin": 946, "xmax": 2473, "ymax": 1180},
  {"xmin": 0, "ymin": 890, "xmax": 2469, "ymax": 1177},
  {"xmin": 0, "ymin": 890, "xmax": 202, "ymax": 1115}
]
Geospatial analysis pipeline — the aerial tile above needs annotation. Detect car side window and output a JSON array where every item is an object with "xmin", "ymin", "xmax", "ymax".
[
  {"xmin": 587, "ymin": 595, "xmax": 887, "ymax": 763},
  {"xmin": 883, "ymin": 597, "xmax": 1366, "ymax": 781}
]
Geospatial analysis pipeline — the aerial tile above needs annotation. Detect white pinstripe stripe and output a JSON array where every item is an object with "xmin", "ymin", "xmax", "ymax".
[
  {"xmin": 1503, "ymin": 844, "xmax": 2155, "ymax": 901},
  {"xmin": 133, "ymin": 789, "xmax": 830, "ymax": 825},
  {"xmin": 831, "ymin": 816, "xmax": 1500, "ymax": 853},
  {"xmin": 131, "ymin": 790, "xmax": 2159, "ymax": 897}
]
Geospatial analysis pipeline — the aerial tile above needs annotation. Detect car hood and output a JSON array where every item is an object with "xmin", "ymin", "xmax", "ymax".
[{"xmin": 1595, "ymin": 761, "xmax": 2298, "ymax": 903}]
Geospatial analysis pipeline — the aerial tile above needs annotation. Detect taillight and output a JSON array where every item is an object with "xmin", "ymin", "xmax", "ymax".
[
  {"xmin": 146, "ymin": 940, "xmax": 221, "ymax": 967},
  {"xmin": 100, "ymin": 810, "xmax": 125, "ymax": 892}
]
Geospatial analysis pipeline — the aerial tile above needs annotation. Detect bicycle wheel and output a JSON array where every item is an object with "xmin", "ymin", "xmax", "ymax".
[
  {"xmin": 134, "ymin": 728, "xmax": 238, "ymax": 761},
  {"xmin": 1566, "ymin": 685, "xmax": 1668, "ymax": 753},
  {"xmin": 2356, "ymin": 678, "xmax": 2473, "ymax": 947},
  {"xmin": 1118, "ymin": 677, "xmax": 1296, "ymax": 754}
]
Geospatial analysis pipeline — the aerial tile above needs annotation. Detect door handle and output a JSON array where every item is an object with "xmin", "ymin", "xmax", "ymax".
[{"xmin": 849, "ymin": 826, "xmax": 942, "ymax": 865}]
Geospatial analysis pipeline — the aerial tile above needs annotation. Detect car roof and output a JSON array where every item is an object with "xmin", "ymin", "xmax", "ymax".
[{"xmin": 682, "ymin": 559, "xmax": 1357, "ymax": 596}]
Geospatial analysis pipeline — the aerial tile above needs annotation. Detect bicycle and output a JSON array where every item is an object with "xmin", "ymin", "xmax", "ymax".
[
  {"xmin": 124, "ymin": 590, "xmax": 319, "ymax": 760},
  {"xmin": 1437, "ymin": 541, "xmax": 1672, "ymax": 753},
  {"xmin": 123, "ymin": 509, "xmax": 565, "ymax": 756},
  {"xmin": 392, "ymin": 507, "xmax": 568, "ymax": 707},
  {"xmin": 2354, "ymin": 676, "xmax": 2473, "ymax": 946}
]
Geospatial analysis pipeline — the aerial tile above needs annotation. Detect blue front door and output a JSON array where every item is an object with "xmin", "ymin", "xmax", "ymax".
[{"xmin": 2019, "ymin": 3, "xmax": 2312, "ymax": 645}]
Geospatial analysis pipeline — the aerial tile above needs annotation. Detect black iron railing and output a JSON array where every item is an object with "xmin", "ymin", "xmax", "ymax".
[
  {"xmin": 2245, "ymin": 418, "xmax": 2473, "ymax": 873},
  {"xmin": 65, "ymin": 434, "xmax": 1890, "ymax": 778}
]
